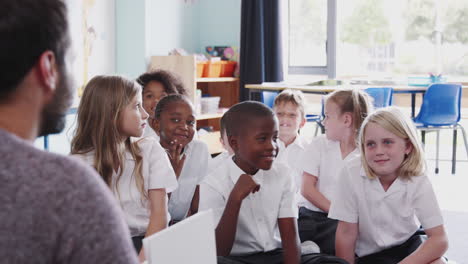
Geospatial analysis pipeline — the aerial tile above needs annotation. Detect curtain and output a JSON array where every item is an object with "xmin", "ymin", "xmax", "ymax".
[{"xmin": 239, "ymin": 0, "xmax": 283, "ymax": 101}]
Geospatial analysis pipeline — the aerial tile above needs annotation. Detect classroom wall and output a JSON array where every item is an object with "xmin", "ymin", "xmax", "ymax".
[
  {"xmin": 196, "ymin": 0, "xmax": 241, "ymax": 54},
  {"xmin": 115, "ymin": 0, "xmax": 146, "ymax": 78},
  {"xmin": 115, "ymin": 0, "xmax": 241, "ymax": 78},
  {"xmin": 145, "ymin": 0, "xmax": 199, "ymax": 56}
]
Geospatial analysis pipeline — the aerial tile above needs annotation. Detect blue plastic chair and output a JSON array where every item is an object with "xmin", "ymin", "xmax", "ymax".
[
  {"xmin": 260, "ymin": 91, "xmax": 278, "ymax": 108},
  {"xmin": 365, "ymin": 87, "xmax": 393, "ymax": 108},
  {"xmin": 413, "ymin": 83, "xmax": 468, "ymax": 174},
  {"xmin": 306, "ymin": 97, "xmax": 325, "ymax": 136}
]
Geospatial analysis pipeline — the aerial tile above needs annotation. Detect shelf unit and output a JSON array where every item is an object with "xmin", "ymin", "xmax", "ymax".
[{"xmin": 148, "ymin": 55, "xmax": 239, "ymax": 153}]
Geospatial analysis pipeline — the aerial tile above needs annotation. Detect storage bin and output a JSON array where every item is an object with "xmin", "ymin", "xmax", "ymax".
[
  {"xmin": 201, "ymin": 96, "xmax": 220, "ymax": 114},
  {"xmin": 219, "ymin": 61, "xmax": 237, "ymax": 77},
  {"xmin": 196, "ymin": 62, "xmax": 206, "ymax": 78},
  {"xmin": 203, "ymin": 61, "xmax": 222, "ymax": 77}
]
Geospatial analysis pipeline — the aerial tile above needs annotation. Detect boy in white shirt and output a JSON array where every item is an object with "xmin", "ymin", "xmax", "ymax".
[
  {"xmin": 273, "ymin": 89, "xmax": 310, "ymax": 193},
  {"xmin": 200, "ymin": 101, "xmax": 347, "ymax": 264}
]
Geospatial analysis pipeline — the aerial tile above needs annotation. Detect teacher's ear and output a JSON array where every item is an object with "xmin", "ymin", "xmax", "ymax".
[{"xmin": 37, "ymin": 50, "xmax": 58, "ymax": 100}]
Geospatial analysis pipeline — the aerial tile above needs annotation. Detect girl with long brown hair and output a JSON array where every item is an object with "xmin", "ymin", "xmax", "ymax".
[{"xmin": 71, "ymin": 75, "xmax": 177, "ymax": 262}]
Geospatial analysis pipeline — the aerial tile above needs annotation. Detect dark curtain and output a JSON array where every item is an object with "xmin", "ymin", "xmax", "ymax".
[{"xmin": 239, "ymin": 0, "xmax": 283, "ymax": 101}]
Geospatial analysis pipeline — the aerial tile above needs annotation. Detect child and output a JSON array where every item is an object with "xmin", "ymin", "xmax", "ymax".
[
  {"xmin": 208, "ymin": 113, "xmax": 234, "ymax": 174},
  {"xmin": 152, "ymin": 94, "xmax": 210, "ymax": 223},
  {"xmin": 329, "ymin": 107, "xmax": 448, "ymax": 264},
  {"xmin": 70, "ymin": 75, "xmax": 178, "ymax": 262},
  {"xmin": 136, "ymin": 69, "xmax": 187, "ymax": 139},
  {"xmin": 200, "ymin": 101, "xmax": 347, "ymax": 264},
  {"xmin": 273, "ymin": 89, "xmax": 309, "ymax": 193},
  {"xmin": 299, "ymin": 89, "xmax": 373, "ymax": 255}
]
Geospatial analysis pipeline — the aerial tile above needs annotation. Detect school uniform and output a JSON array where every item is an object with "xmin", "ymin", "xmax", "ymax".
[
  {"xmin": 168, "ymin": 139, "xmax": 210, "ymax": 222},
  {"xmin": 208, "ymin": 151, "xmax": 232, "ymax": 175},
  {"xmin": 142, "ymin": 121, "xmax": 160, "ymax": 141},
  {"xmin": 200, "ymin": 157, "xmax": 347, "ymax": 264},
  {"xmin": 276, "ymin": 135, "xmax": 309, "ymax": 193},
  {"xmin": 73, "ymin": 137, "xmax": 178, "ymax": 251},
  {"xmin": 298, "ymin": 135, "xmax": 359, "ymax": 255},
  {"xmin": 329, "ymin": 156, "xmax": 444, "ymax": 263}
]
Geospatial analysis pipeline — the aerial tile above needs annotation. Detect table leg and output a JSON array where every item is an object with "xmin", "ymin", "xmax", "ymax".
[{"xmin": 411, "ymin": 93, "xmax": 416, "ymax": 118}]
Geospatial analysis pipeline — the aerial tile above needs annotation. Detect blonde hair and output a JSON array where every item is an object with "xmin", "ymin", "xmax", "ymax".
[
  {"xmin": 71, "ymin": 75, "xmax": 147, "ymax": 200},
  {"xmin": 326, "ymin": 88, "xmax": 373, "ymax": 133},
  {"xmin": 273, "ymin": 89, "xmax": 306, "ymax": 118},
  {"xmin": 358, "ymin": 107, "xmax": 426, "ymax": 180}
]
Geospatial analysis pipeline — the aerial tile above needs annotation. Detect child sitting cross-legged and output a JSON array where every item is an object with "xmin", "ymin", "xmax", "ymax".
[{"xmin": 200, "ymin": 101, "xmax": 347, "ymax": 264}]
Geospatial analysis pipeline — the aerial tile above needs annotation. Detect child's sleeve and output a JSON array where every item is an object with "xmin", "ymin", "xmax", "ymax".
[
  {"xmin": 148, "ymin": 140, "xmax": 178, "ymax": 193},
  {"xmin": 301, "ymin": 137, "xmax": 322, "ymax": 177},
  {"xmin": 413, "ymin": 176, "xmax": 444, "ymax": 229},
  {"xmin": 195, "ymin": 141, "xmax": 211, "ymax": 185},
  {"xmin": 278, "ymin": 166, "xmax": 299, "ymax": 218},
  {"xmin": 328, "ymin": 167, "xmax": 358, "ymax": 223},
  {"xmin": 199, "ymin": 181, "xmax": 225, "ymax": 226}
]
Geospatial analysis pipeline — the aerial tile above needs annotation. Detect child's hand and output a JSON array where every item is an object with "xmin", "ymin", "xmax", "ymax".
[
  {"xmin": 231, "ymin": 174, "xmax": 260, "ymax": 201},
  {"xmin": 167, "ymin": 139, "xmax": 186, "ymax": 178}
]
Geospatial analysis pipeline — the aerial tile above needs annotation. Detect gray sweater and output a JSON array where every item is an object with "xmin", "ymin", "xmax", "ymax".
[{"xmin": 0, "ymin": 129, "xmax": 138, "ymax": 264}]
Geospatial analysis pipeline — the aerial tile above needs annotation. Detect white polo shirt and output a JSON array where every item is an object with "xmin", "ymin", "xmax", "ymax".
[
  {"xmin": 200, "ymin": 157, "xmax": 298, "ymax": 255},
  {"xmin": 168, "ymin": 139, "xmax": 210, "ymax": 221},
  {"xmin": 73, "ymin": 137, "xmax": 178, "ymax": 237},
  {"xmin": 142, "ymin": 122, "xmax": 160, "ymax": 141},
  {"xmin": 276, "ymin": 135, "xmax": 309, "ymax": 193},
  {"xmin": 208, "ymin": 151, "xmax": 232, "ymax": 175},
  {"xmin": 328, "ymin": 156, "xmax": 444, "ymax": 257},
  {"xmin": 299, "ymin": 135, "xmax": 359, "ymax": 212}
]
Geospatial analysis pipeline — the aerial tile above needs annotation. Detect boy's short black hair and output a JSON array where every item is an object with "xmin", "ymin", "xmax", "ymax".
[
  {"xmin": 154, "ymin": 94, "xmax": 193, "ymax": 120},
  {"xmin": 0, "ymin": 0, "xmax": 69, "ymax": 101},
  {"xmin": 224, "ymin": 101, "xmax": 276, "ymax": 137},
  {"xmin": 136, "ymin": 70, "xmax": 187, "ymax": 96}
]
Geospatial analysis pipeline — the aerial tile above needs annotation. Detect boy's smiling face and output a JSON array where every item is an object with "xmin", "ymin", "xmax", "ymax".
[
  {"xmin": 230, "ymin": 115, "xmax": 279, "ymax": 175},
  {"xmin": 274, "ymin": 102, "xmax": 305, "ymax": 141}
]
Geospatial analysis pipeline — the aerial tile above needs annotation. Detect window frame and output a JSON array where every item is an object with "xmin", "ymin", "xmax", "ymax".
[{"xmin": 287, "ymin": 0, "xmax": 337, "ymax": 79}]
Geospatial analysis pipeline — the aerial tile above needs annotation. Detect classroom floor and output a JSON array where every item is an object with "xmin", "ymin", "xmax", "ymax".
[{"xmin": 301, "ymin": 114, "xmax": 468, "ymax": 264}]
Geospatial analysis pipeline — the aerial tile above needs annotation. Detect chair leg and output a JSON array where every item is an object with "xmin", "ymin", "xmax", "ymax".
[
  {"xmin": 421, "ymin": 131, "xmax": 426, "ymax": 150},
  {"xmin": 318, "ymin": 122, "xmax": 325, "ymax": 134},
  {"xmin": 457, "ymin": 124, "xmax": 468, "ymax": 159},
  {"xmin": 452, "ymin": 129, "xmax": 457, "ymax": 174},
  {"xmin": 435, "ymin": 130, "xmax": 440, "ymax": 174},
  {"xmin": 314, "ymin": 123, "xmax": 319, "ymax": 137}
]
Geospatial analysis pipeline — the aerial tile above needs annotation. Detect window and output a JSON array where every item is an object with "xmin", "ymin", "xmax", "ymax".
[
  {"xmin": 288, "ymin": 0, "xmax": 336, "ymax": 77},
  {"xmin": 288, "ymin": 0, "xmax": 468, "ymax": 80}
]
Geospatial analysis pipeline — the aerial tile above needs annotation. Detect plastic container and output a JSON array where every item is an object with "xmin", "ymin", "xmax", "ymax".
[
  {"xmin": 200, "ymin": 96, "xmax": 220, "ymax": 114},
  {"xmin": 219, "ymin": 61, "xmax": 237, "ymax": 77},
  {"xmin": 196, "ymin": 62, "xmax": 207, "ymax": 78},
  {"xmin": 195, "ymin": 89, "xmax": 202, "ymax": 115},
  {"xmin": 202, "ymin": 61, "xmax": 222, "ymax": 77}
]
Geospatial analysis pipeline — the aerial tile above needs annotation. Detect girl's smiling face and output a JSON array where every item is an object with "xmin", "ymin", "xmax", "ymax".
[
  {"xmin": 363, "ymin": 122, "xmax": 412, "ymax": 181},
  {"xmin": 155, "ymin": 100, "xmax": 196, "ymax": 149},
  {"xmin": 142, "ymin": 81, "xmax": 168, "ymax": 119}
]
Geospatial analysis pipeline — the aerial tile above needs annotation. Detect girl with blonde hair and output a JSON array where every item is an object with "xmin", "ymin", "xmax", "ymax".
[
  {"xmin": 71, "ymin": 75, "xmax": 177, "ymax": 262},
  {"xmin": 299, "ymin": 88, "xmax": 373, "ymax": 255},
  {"xmin": 330, "ymin": 107, "xmax": 448, "ymax": 264}
]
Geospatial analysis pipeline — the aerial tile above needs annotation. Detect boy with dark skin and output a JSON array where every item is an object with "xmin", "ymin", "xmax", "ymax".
[{"xmin": 200, "ymin": 102, "xmax": 347, "ymax": 264}]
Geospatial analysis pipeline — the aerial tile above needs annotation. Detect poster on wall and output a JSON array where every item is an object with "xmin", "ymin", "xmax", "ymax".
[{"xmin": 67, "ymin": 0, "xmax": 115, "ymax": 106}]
